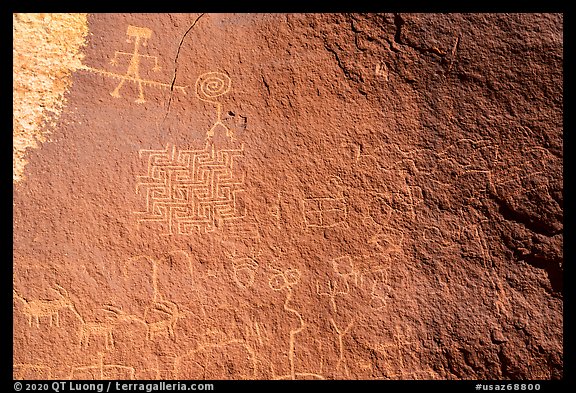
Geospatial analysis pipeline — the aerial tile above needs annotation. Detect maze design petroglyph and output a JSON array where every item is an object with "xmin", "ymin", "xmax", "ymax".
[
  {"xmin": 79, "ymin": 25, "xmax": 186, "ymax": 103},
  {"xmin": 135, "ymin": 143, "xmax": 247, "ymax": 235}
]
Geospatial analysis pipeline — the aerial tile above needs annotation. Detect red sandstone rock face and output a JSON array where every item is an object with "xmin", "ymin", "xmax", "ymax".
[{"xmin": 13, "ymin": 13, "xmax": 562, "ymax": 380}]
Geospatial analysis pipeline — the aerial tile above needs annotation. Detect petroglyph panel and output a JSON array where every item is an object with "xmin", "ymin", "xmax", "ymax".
[{"xmin": 13, "ymin": 14, "xmax": 562, "ymax": 381}]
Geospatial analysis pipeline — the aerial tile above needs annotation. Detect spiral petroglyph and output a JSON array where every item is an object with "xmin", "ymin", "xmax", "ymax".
[{"xmin": 195, "ymin": 72, "xmax": 231, "ymax": 103}]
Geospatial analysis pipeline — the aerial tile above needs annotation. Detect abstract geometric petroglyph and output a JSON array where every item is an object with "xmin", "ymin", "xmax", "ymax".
[
  {"xmin": 302, "ymin": 197, "xmax": 348, "ymax": 228},
  {"xmin": 13, "ymin": 14, "xmax": 563, "ymax": 381},
  {"xmin": 135, "ymin": 143, "xmax": 246, "ymax": 234}
]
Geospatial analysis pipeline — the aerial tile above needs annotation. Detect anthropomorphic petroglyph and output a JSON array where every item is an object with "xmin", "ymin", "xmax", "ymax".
[
  {"xmin": 196, "ymin": 72, "xmax": 233, "ymax": 139},
  {"xmin": 79, "ymin": 25, "xmax": 186, "ymax": 103}
]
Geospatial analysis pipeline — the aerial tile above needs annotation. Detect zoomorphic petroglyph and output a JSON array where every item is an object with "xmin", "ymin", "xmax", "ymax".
[
  {"xmin": 13, "ymin": 284, "xmax": 80, "ymax": 328},
  {"xmin": 79, "ymin": 25, "xmax": 186, "ymax": 103},
  {"xmin": 123, "ymin": 254, "xmax": 190, "ymax": 341},
  {"xmin": 196, "ymin": 72, "xmax": 233, "ymax": 139},
  {"xmin": 135, "ymin": 142, "xmax": 246, "ymax": 234},
  {"xmin": 144, "ymin": 298, "xmax": 187, "ymax": 341},
  {"xmin": 69, "ymin": 352, "xmax": 135, "ymax": 380},
  {"xmin": 77, "ymin": 305, "xmax": 138, "ymax": 350}
]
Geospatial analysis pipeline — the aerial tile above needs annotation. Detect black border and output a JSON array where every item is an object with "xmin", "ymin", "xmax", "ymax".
[{"xmin": 7, "ymin": 4, "xmax": 570, "ymax": 392}]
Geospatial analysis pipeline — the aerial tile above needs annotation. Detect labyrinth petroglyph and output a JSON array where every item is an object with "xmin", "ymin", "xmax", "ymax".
[
  {"xmin": 135, "ymin": 143, "xmax": 246, "ymax": 235},
  {"xmin": 14, "ymin": 14, "xmax": 563, "ymax": 381}
]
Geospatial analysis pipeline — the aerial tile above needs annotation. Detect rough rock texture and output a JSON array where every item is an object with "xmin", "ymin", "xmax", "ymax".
[
  {"xmin": 13, "ymin": 13, "xmax": 88, "ymax": 183},
  {"xmin": 13, "ymin": 13, "xmax": 562, "ymax": 380}
]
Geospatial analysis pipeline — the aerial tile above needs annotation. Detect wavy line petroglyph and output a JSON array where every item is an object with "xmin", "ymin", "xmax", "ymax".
[{"xmin": 79, "ymin": 25, "xmax": 186, "ymax": 103}]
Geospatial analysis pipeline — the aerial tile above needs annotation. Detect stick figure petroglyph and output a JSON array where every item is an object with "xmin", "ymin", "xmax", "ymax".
[
  {"xmin": 196, "ymin": 72, "xmax": 233, "ymax": 139},
  {"xmin": 79, "ymin": 25, "xmax": 186, "ymax": 103}
]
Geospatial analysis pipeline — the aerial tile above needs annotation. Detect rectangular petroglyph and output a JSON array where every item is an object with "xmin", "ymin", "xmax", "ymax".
[
  {"xmin": 135, "ymin": 143, "xmax": 246, "ymax": 235},
  {"xmin": 302, "ymin": 197, "xmax": 348, "ymax": 228}
]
